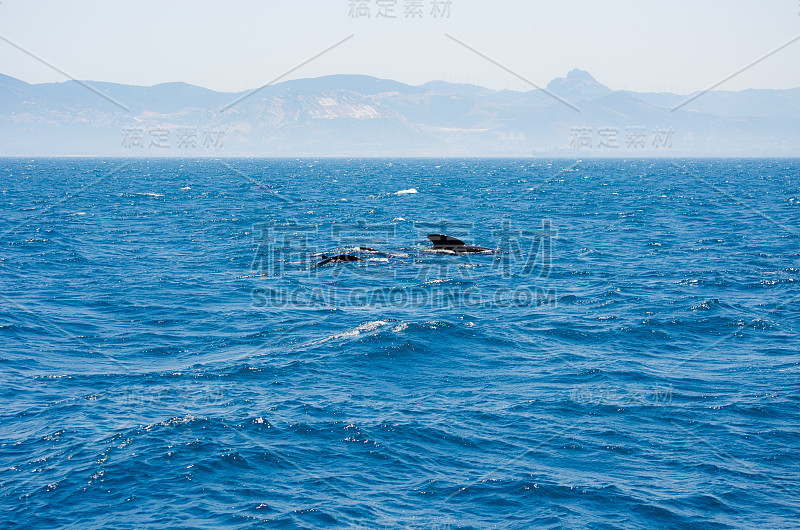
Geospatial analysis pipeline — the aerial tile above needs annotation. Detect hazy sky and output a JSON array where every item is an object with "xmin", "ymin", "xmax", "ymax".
[{"xmin": 1, "ymin": 0, "xmax": 799, "ymax": 93}]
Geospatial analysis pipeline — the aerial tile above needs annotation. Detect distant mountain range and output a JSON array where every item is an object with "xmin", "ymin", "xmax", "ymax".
[{"xmin": 2, "ymin": 69, "xmax": 799, "ymax": 156}]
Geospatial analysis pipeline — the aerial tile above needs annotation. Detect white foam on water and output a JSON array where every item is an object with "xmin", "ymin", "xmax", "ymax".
[{"xmin": 306, "ymin": 320, "xmax": 395, "ymax": 346}]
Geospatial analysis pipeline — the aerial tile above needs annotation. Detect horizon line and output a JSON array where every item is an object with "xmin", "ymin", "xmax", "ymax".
[{"xmin": 3, "ymin": 71, "xmax": 799, "ymax": 96}]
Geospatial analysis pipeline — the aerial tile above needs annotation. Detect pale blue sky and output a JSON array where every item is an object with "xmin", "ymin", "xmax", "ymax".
[{"xmin": 1, "ymin": 0, "xmax": 799, "ymax": 93}]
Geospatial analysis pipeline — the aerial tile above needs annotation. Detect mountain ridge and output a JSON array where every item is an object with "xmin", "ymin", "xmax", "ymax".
[{"xmin": 1, "ymin": 70, "xmax": 799, "ymax": 156}]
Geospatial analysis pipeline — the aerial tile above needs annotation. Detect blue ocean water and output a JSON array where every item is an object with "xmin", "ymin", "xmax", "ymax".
[{"xmin": 1, "ymin": 158, "xmax": 799, "ymax": 529}]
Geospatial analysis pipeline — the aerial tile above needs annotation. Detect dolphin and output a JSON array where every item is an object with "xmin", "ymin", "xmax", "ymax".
[
  {"xmin": 315, "ymin": 235, "xmax": 493, "ymax": 267},
  {"xmin": 427, "ymin": 234, "xmax": 494, "ymax": 253},
  {"xmin": 316, "ymin": 254, "xmax": 363, "ymax": 266}
]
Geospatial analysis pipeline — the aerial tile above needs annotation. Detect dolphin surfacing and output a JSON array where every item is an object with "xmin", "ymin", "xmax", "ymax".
[
  {"xmin": 316, "ymin": 254, "xmax": 363, "ymax": 266},
  {"xmin": 426, "ymin": 234, "xmax": 493, "ymax": 253}
]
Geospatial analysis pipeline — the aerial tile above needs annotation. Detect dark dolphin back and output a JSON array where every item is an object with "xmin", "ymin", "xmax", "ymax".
[
  {"xmin": 317, "ymin": 254, "xmax": 362, "ymax": 266},
  {"xmin": 427, "ymin": 234, "xmax": 467, "ymax": 248}
]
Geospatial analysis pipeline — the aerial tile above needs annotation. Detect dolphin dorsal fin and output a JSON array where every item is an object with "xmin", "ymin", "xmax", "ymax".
[{"xmin": 427, "ymin": 234, "xmax": 467, "ymax": 248}]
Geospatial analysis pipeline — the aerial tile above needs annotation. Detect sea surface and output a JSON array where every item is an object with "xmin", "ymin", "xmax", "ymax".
[{"xmin": 1, "ymin": 158, "xmax": 799, "ymax": 529}]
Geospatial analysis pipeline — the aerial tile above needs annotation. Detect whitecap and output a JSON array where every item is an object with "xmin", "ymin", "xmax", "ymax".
[
  {"xmin": 305, "ymin": 320, "xmax": 394, "ymax": 347},
  {"xmin": 423, "ymin": 278, "xmax": 452, "ymax": 286},
  {"xmin": 331, "ymin": 320, "xmax": 393, "ymax": 340}
]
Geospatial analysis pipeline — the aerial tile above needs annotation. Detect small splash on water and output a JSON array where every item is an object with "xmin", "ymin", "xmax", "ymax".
[
  {"xmin": 691, "ymin": 299, "xmax": 721, "ymax": 311},
  {"xmin": 306, "ymin": 320, "xmax": 396, "ymax": 346}
]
